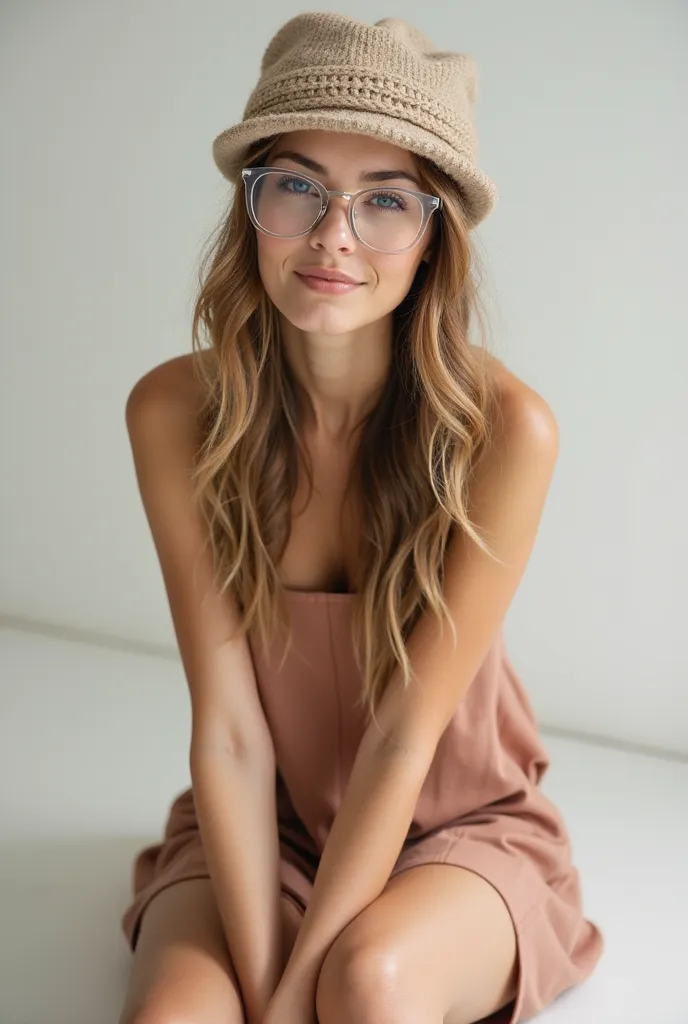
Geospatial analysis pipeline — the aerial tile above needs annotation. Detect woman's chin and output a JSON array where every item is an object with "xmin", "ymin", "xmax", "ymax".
[{"xmin": 280, "ymin": 303, "xmax": 363, "ymax": 336}]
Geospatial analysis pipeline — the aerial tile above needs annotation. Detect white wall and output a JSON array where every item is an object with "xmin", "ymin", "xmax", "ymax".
[{"xmin": 2, "ymin": 0, "xmax": 686, "ymax": 756}]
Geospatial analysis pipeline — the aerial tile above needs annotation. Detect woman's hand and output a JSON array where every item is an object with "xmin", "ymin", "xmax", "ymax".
[{"xmin": 262, "ymin": 971, "xmax": 319, "ymax": 1024}]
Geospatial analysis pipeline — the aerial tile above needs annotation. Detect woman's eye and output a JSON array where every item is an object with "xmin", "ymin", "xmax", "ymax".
[
  {"xmin": 279, "ymin": 176, "xmax": 313, "ymax": 194},
  {"xmin": 368, "ymin": 192, "xmax": 407, "ymax": 211}
]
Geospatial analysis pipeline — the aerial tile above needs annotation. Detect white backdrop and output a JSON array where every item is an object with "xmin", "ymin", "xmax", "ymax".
[{"xmin": 2, "ymin": 0, "xmax": 686, "ymax": 756}]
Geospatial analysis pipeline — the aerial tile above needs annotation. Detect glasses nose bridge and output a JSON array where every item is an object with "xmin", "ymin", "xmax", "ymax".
[
  {"xmin": 322, "ymin": 187, "xmax": 356, "ymax": 211},
  {"xmin": 316, "ymin": 188, "xmax": 357, "ymax": 236}
]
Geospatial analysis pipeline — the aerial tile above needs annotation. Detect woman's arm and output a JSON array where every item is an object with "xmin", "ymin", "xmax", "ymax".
[
  {"xmin": 190, "ymin": 745, "xmax": 283, "ymax": 1024},
  {"xmin": 125, "ymin": 357, "xmax": 284, "ymax": 1024}
]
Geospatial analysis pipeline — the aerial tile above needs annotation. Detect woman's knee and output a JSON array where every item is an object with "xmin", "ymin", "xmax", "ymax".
[
  {"xmin": 315, "ymin": 934, "xmax": 408, "ymax": 1024},
  {"xmin": 119, "ymin": 879, "xmax": 245, "ymax": 1024}
]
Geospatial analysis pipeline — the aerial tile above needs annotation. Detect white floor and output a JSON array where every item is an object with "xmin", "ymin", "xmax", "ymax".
[{"xmin": 1, "ymin": 625, "xmax": 687, "ymax": 1024}]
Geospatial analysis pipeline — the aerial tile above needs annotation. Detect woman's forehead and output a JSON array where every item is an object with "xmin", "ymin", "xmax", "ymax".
[{"xmin": 267, "ymin": 129, "xmax": 417, "ymax": 169}]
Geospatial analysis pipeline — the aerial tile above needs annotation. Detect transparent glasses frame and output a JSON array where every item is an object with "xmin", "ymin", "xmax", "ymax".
[{"xmin": 241, "ymin": 166, "xmax": 442, "ymax": 254}]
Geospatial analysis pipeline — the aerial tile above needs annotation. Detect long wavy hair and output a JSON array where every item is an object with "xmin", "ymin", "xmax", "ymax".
[{"xmin": 189, "ymin": 133, "xmax": 503, "ymax": 737}]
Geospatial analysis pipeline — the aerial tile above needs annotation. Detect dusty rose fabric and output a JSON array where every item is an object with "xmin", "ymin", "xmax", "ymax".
[{"xmin": 121, "ymin": 591, "xmax": 604, "ymax": 1022}]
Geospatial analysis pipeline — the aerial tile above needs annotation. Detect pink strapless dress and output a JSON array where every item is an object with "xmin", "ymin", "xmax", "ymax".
[{"xmin": 121, "ymin": 590, "xmax": 604, "ymax": 1023}]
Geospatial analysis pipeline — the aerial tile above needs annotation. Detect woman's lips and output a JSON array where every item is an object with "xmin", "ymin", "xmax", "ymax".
[{"xmin": 295, "ymin": 273, "xmax": 362, "ymax": 294}]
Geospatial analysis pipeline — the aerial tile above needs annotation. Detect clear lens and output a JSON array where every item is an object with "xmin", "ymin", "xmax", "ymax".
[
  {"xmin": 352, "ymin": 188, "xmax": 423, "ymax": 252},
  {"xmin": 249, "ymin": 171, "xmax": 424, "ymax": 252},
  {"xmin": 252, "ymin": 171, "xmax": 322, "ymax": 237}
]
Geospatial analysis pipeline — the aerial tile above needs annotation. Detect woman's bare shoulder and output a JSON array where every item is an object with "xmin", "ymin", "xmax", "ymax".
[
  {"xmin": 126, "ymin": 351, "xmax": 211, "ymax": 421},
  {"xmin": 471, "ymin": 345, "xmax": 553, "ymax": 418}
]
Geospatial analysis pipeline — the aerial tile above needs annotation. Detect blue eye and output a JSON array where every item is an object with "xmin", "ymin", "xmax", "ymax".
[
  {"xmin": 366, "ymin": 191, "xmax": 408, "ymax": 212},
  {"xmin": 277, "ymin": 175, "xmax": 314, "ymax": 195}
]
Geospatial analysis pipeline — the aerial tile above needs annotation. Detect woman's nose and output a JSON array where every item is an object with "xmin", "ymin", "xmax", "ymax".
[{"xmin": 309, "ymin": 196, "xmax": 356, "ymax": 248}]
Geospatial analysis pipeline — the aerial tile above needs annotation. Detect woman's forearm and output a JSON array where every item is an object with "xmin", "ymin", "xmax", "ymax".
[{"xmin": 190, "ymin": 744, "xmax": 284, "ymax": 1024}]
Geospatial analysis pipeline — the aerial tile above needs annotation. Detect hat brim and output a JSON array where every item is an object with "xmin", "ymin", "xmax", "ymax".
[{"xmin": 212, "ymin": 109, "xmax": 497, "ymax": 229}]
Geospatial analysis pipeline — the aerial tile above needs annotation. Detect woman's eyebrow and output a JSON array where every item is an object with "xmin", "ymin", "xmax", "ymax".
[{"xmin": 269, "ymin": 149, "xmax": 422, "ymax": 188}]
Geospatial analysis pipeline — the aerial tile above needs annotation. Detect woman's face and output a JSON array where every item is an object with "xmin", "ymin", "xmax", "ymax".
[{"xmin": 252, "ymin": 130, "xmax": 436, "ymax": 337}]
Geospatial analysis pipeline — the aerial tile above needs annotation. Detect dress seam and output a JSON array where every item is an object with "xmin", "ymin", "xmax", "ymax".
[{"xmin": 326, "ymin": 601, "xmax": 345, "ymax": 803}]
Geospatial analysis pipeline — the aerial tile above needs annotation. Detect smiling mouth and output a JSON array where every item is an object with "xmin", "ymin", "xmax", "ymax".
[
  {"xmin": 296, "ymin": 272, "xmax": 362, "ymax": 284},
  {"xmin": 295, "ymin": 273, "xmax": 363, "ymax": 292}
]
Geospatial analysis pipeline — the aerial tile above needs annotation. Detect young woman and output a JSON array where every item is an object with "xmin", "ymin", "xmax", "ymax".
[{"xmin": 118, "ymin": 13, "xmax": 604, "ymax": 1024}]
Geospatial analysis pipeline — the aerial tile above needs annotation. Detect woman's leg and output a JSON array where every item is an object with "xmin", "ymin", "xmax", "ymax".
[
  {"xmin": 314, "ymin": 863, "xmax": 519, "ymax": 1024},
  {"xmin": 119, "ymin": 878, "xmax": 303, "ymax": 1024}
]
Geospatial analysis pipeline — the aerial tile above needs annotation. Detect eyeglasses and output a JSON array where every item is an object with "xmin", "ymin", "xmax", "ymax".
[{"xmin": 241, "ymin": 166, "xmax": 442, "ymax": 254}]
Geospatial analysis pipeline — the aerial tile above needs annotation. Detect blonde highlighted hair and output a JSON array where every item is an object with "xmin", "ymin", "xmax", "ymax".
[{"xmin": 189, "ymin": 135, "xmax": 501, "ymax": 736}]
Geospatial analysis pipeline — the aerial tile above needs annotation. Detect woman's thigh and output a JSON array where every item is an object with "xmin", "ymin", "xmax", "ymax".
[
  {"xmin": 315, "ymin": 863, "xmax": 519, "ymax": 1024},
  {"xmin": 119, "ymin": 878, "xmax": 303, "ymax": 1024}
]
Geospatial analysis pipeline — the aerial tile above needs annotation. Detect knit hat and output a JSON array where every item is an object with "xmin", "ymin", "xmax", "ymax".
[{"xmin": 211, "ymin": 12, "xmax": 498, "ymax": 229}]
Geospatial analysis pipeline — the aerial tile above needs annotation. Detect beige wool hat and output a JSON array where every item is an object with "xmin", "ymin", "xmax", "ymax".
[{"xmin": 211, "ymin": 12, "xmax": 498, "ymax": 229}]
